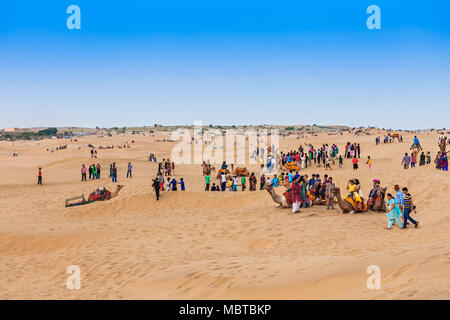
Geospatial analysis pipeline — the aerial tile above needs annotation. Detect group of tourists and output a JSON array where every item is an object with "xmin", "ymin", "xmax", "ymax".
[
  {"xmin": 385, "ymin": 185, "xmax": 419, "ymax": 230},
  {"xmin": 278, "ymin": 144, "xmax": 340, "ymax": 170},
  {"xmin": 90, "ymin": 148, "xmax": 98, "ymax": 158},
  {"xmin": 81, "ymin": 163, "xmax": 101, "ymax": 181},
  {"xmin": 158, "ymin": 159, "xmax": 175, "ymax": 176},
  {"xmin": 205, "ymin": 171, "xmax": 258, "ymax": 192},
  {"xmin": 152, "ymin": 174, "xmax": 186, "ymax": 200},
  {"xmin": 435, "ymin": 151, "xmax": 448, "ymax": 171},
  {"xmin": 344, "ymin": 142, "xmax": 361, "ymax": 159},
  {"xmin": 290, "ymin": 173, "xmax": 336, "ymax": 213},
  {"xmin": 79, "ymin": 162, "xmax": 132, "ymax": 182},
  {"xmin": 151, "ymin": 159, "xmax": 183, "ymax": 200}
]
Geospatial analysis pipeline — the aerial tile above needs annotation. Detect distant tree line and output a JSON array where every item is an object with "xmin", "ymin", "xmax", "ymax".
[{"xmin": 0, "ymin": 127, "xmax": 58, "ymax": 141}]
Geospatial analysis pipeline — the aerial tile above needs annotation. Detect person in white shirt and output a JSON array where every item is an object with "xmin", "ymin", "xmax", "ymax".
[{"xmin": 220, "ymin": 173, "xmax": 226, "ymax": 191}]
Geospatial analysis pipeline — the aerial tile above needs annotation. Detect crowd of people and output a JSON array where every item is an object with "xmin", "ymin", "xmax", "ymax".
[
  {"xmin": 435, "ymin": 151, "xmax": 448, "ymax": 171},
  {"xmin": 81, "ymin": 163, "xmax": 101, "ymax": 180},
  {"xmin": 33, "ymin": 132, "xmax": 443, "ymax": 232},
  {"xmin": 385, "ymin": 185, "xmax": 419, "ymax": 230},
  {"xmin": 151, "ymin": 158, "xmax": 184, "ymax": 200}
]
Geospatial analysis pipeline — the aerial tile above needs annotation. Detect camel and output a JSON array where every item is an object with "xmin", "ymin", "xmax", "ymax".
[
  {"xmin": 411, "ymin": 145, "xmax": 421, "ymax": 162},
  {"xmin": 264, "ymin": 184, "xmax": 290, "ymax": 208},
  {"xmin": 280, "ymin": 180, "xmax": 327, "ymax": 206},
  {"xmin": 330, "ymin": 187, "xmax": 365, "ymax": 214},
  {"xmin": 65, "ymin": 185, "xmax": 123, "ymax": 207},
  {"xmin": 388, "ymin": 133, "xmax": 401, "ymax": 142},
  {"xmin": 110, "ymin": 185, "xmax": 124, "ymax": 198}
]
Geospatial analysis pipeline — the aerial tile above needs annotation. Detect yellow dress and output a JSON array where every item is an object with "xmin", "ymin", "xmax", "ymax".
[{"xmin": 347, "ymin": 184, "xmax": 362, "ymax": 202}]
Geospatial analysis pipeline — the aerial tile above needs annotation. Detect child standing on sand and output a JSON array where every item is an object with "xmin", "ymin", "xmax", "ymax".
[
  {"xmin": 338, "ymin": 155, "xmax": 343, "ymax": 168},
  {"xmin": 367, "ymin": 156, "xmax": 372, "ymax": 169}
]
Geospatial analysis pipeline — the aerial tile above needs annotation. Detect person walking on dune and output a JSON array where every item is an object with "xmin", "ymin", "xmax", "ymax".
[
  {"xmin": 37, "ymin": 167, "xmax": 43, "ymax": 185},
  {"xmin": 127, "ymin": 162, "xmax": 132, "ymax": 178},
  {"xmin": 111, "ymin": 163, "xmax": 117, "ymax": 182},
  {"xmin": 152, "ymin": 177, "xmax": 160, "ymax": 200},
  {"xmin": 81, "ymin": 164, "xmax": 86, "ymax": 181},
  {"xmin": 401, "ymin": 187, "xmax": 419, "ymax": 229},
  {"xmin": 386, "ymin": 193, "xmax": 403, "ymax": 230},
  {"xmin": 401, "ymin": 153, "xmax": 410, "ymax": 169}
]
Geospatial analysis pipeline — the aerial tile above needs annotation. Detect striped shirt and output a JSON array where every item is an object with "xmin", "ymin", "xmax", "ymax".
[{"xmin": 403, "ymin": 193, "xmax": 413, "ymax": 209}]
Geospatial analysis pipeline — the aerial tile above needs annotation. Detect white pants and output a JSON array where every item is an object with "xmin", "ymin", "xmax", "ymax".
[{"xmin": 292, "ymin": 201, "xmax": 301, "ymax": 213}]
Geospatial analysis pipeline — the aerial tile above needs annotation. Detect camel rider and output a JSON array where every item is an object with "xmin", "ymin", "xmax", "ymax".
[
  {"xmin": 314, "ymin": 177, "xmax": 322, "ymax": 199},
  {"xmin": 346, "ymin": 179, "xmax": 362, "ymax": 204},
  {"xmin": 221, "ymin": 161, "xmax": 228, "ymax": 171},
  {"xmin": 368, "ymin": 179, "xmax": 381, "ymax": 208},
  {"xmin": 410, "ymin": 136, "xmax": 422, "ymax": 150}
]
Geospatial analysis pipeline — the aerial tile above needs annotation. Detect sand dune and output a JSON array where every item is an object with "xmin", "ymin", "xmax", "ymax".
[{"xmin": 0, "ymin": 131, "xmax": 449, "ymax": 299}]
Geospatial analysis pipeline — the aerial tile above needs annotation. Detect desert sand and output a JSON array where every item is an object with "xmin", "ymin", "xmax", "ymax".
[{"xmin": 0, "ymin": 130, "xmax": 449, "ymax": 299}]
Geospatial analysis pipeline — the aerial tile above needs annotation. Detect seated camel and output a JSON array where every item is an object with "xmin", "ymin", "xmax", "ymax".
[
  {"xmin": 264, "ymin": 184, "xmax": 290, "ymax": 208},
  {"xmin": 330, "ymin": 187, "xmax": 367, "ymax": 214}
]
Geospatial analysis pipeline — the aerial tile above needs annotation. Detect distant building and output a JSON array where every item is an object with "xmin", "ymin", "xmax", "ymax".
[{"xmin": 4, "ymin": 127, "xmax": 20, "ymax": 132}]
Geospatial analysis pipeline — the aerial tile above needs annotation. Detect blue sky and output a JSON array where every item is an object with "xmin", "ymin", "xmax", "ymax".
[{"xmin": 1, "ymin": 1, "xmax": 449, "ymax": 129}]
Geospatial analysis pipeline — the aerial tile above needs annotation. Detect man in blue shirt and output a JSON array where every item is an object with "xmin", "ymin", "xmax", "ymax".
[
  {"xmin": 288, "ymin": 171, "xmax": 293, "ymax": 183},
  {"xmin": 127, "ymin": 162, "xmax": 132, "ymax": 178},
  {"xmin": 271, "ymin": 175, "xmax": 278, "ymax": 187},
  {"xmin": 410, "ymin": 136, "xmax": 422, "ymax": 150},
  {"xmin": 309, "ymin": 174, "xmax": 316, "ymax": 188},
  {"xmin": 171, "ymin": 178, "xmax": 178, "ymax": 191},
  {"xmin": 394, "ymin": 184, "xmax": 404, "ymax": 210}
]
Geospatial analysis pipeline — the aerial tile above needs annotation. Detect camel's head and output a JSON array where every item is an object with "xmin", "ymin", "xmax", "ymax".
[
  {"xmin": 264, "ymin": 184, "xmax": 273, "ymax": 191},
  {"xmin": 330, "ymin": 187, "xmax": 340, "ymax": 196},
  {"xmin": 380, "ymin": 187, "xmax": 387, "ymax": 196}
]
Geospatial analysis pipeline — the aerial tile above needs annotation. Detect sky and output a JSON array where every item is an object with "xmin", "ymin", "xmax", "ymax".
[{"xmin": 1, "ymin": 0, "xmax": 449, "ymax": 130}]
